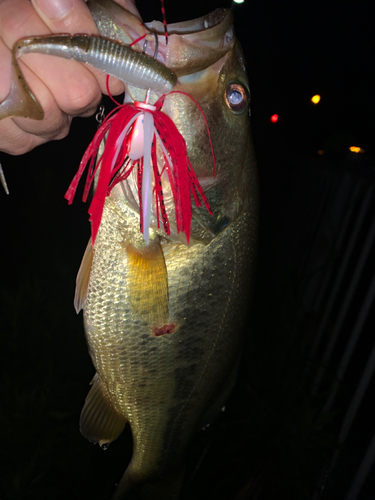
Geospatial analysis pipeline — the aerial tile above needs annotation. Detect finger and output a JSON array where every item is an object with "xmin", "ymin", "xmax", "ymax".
[
  {"xmin": 0, "ymin": 35, "xmax": 11, "ymax": 103},
  {"xmin": 32, "ymin": 0, "xmax": 97, "ymax": 32},
  {"xmin": 32, "ymin": 0, "xmax": 125, "ymax": 97},
  {"xmin": 0, "ymin": 0, "xmax": 108, "ymax": 118},
  {"xmin": 0, "ymin": 111, "xmax": 71, "ymax": 155}
]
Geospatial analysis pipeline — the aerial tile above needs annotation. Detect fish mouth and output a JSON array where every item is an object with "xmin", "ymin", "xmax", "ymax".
[
  {"xmin": 91, "ymin": 2, "xmax": 234, "ymax": 243},
  {"xmin": 146, "ymin": 8, "xmax": 232, "ymax": 37},
  {"xmin": 145, "ymin": 9, "xmax": 235, "ymax": 77},
  {"xmin": 91, "ymin": 2, "xmax": 235, "ymax": 77},
  {"xmin": 126, "ymin": 10, "xmax": 232, "ymax": 243}
]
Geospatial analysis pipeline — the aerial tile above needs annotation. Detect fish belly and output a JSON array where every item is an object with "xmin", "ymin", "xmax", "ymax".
[{"xmin": 83, "ymin": 179, "xmax": 257, "ymax": 496}]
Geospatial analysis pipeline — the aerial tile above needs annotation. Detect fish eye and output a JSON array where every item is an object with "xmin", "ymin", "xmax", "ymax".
[{"xmin": 225, "ymin": 82, "xmax": 249, "ymax": 114}]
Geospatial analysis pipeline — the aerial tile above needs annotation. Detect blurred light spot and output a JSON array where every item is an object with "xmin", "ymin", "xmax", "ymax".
[
  {"xmin": 233, "ymin": 0, "xmax": 245, "ymax": 3},
  {"xmin": 311, "ymin": 95, "xmax": 321, "ymax": 104},
  {"xmin": 349, "ymin": 146, "xmax": 365, "ymax": 153},
  {"xmin": 317, "ymin": 150, "xmax": 324, "ymax": 155},
  {"xmin": 270, "ymin": 114, "xmax": 279, "ymax": 123}
]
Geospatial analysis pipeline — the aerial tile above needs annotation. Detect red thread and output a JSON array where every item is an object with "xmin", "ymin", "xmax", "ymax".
[
  {"xmin": 129, "ymin": 33, "xmax": 147, "ymax": 47},
  {"xmin": 65, "ymin": 92, "xmax": 215, "ymax": 245},
  {"xmin": 160, "ymin": 0, "xmax": 169, "ymax": 45},
  {"xmin": 104, "ymin": 31, "xmax": 148, "ymax": 105},
  {"xmin": 106, "ymin": 75, "xmax": 122, "ymax": 106},
  {"xmin": 156, "ymin": 91, "xmax": 216, "ymax": 178}
]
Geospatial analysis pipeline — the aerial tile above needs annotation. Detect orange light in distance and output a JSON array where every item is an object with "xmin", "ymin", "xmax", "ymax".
[
  {"xmin": 311, "ymin": 95, "xmax": 321, "ymax": 104},
  {"xmin": 349, "ymin": 146, "xmax": 365, "ymax": 153}
]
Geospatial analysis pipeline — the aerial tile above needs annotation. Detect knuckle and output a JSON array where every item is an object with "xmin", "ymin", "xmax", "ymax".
[
  {"xmin": 3, "ymin": 110, "xmax": 70, "ymax": 155},
  {"xmin": 46, "ymin": 116, "xmax": 72, "ymax": 141},
  {"xmin": 63, "ymin": 79, "xmax": 101, "ymax": 115},
  {"xmin": 78, "ymin": 105, "xmax": 99, "ymax": 119},
  {"xmin": 37, "ymin": 110, "xmax": 71, "ymax": 141}
]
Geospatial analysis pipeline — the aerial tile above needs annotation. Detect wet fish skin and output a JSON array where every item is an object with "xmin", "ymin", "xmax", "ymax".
[{"xmin": 76, "ymin": 3, "xmax": 258, "ymax": 500}]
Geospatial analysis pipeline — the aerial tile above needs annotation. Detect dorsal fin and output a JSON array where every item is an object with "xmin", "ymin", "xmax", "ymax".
[{"xmin": 125, "ymin": 237, "xmax": 169, "ymax": 328}]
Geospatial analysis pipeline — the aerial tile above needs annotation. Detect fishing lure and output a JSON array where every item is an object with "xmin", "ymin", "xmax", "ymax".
[
  {"xmin": 1, "ymin": 3, "xmax": 216, "ymax": 245},
  {"xmin": 11, "ymin": 34, "xmax": 176, "ymax": 97},
  {"xmin": 0, "ymin": 31, "xmax": 176, "ymax": 194},
  {"xmin": 65, "ymin": 86, "xmax": 215, "ymax": 245},
  {"xmin": 65, "ymin": 32, "xmax": 215, "ymax": 245}
]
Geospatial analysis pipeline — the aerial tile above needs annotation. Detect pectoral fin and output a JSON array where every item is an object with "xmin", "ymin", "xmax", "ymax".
[
  {"xmin": 125, "ymin": 237, "xmax": 169, "ymax": 328},
  {"xmin": 80, "ymin": 374, "xmax": 126, "ymax": 449},
  {"xmin": 74, "ymin": 238, "xmax": 94, "ymax": 314}
]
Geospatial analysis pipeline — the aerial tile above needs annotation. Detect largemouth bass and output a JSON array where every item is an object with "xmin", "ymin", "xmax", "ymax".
[{"xmin": 0, "ymin": 1, "xmax": 258, "ymax": 498}]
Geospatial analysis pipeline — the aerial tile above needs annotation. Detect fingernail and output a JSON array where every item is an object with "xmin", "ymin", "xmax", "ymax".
[{"xmin": 34, "ymin": 0, "xmax": 74, "ymax": 19}]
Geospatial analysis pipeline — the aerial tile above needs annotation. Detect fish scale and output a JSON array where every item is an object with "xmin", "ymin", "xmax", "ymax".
[{"xmin": 83, "ymin": 172, "xmax": 256, "ymax": 486}]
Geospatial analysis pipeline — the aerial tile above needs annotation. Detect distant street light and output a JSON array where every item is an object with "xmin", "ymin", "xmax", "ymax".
[
  {"xmin": 349, "ymin": 146, "xmax": 365, "ymax": 153},
  {"xmin": 311, "ymin": 95, "xmax": 321, "ymax": 104}
]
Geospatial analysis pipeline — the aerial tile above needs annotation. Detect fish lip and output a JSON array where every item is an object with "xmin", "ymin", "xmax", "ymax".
[
  {"xmin": 146, "ymin": 9, "xmax": 233, "ymax": 36},
  {"xmin": 143, "ymin": 9, "xmax": 235, "ymax": 77}
]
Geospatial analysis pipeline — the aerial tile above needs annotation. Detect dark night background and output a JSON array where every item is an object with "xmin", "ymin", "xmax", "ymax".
[{"xmin": 1, "ymin": 0, "xmax": 375, "ymax": 499}]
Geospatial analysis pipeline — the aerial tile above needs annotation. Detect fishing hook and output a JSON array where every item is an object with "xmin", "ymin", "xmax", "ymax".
[
  {"xmin": 95, "ymin": 104, "xmax": 105, "ymax": 127},
  {"xmin": 142, "ymin": 31, "xmax": 159, "ymax": 61}
]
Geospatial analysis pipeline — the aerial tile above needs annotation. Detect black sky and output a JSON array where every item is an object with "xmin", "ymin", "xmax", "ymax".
[{"xmin": 134, "ymin": 0, "xmax": 375, "ymax": 155}]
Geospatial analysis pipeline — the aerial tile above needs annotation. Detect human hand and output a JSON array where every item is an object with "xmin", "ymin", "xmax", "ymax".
[{"xmin": 0, "ymin": 0, "xmax": 141, "ymax": 155}]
